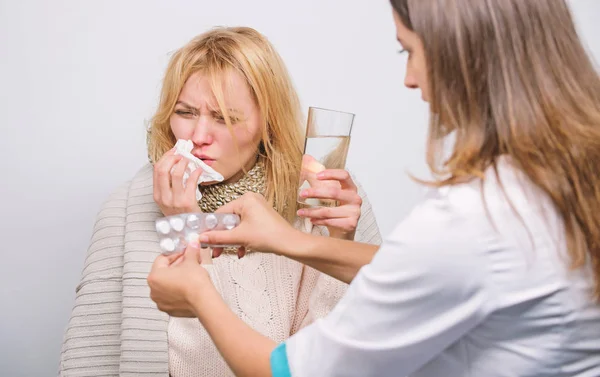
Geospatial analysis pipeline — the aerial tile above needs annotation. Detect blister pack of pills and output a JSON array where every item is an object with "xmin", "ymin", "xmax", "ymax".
[{"xmin": 155, "ymin": 213, "xmax": 240, "ymax": 254}]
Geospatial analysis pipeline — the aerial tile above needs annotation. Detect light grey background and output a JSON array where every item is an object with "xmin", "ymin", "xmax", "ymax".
[{"xmin": 1, "ymin": 0, "xmax": 599, "ymax": 376}]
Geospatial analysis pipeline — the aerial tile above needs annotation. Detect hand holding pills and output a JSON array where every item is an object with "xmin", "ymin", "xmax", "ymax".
[{"xmin": 155, "ymin": 213, "xmax": 241, "ymax": 254}]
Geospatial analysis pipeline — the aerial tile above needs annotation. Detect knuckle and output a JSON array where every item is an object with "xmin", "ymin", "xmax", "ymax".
[
  {"xmin": 326, "ymin": 187, "xmax": 339, "ymax": 198},
  {"xmin": 174, "ymin": 164, "xmax": 185, "ymax": 175},
  {"xmin": 158, "ymin": 166, "xmax": 170, "ymax": 176}
]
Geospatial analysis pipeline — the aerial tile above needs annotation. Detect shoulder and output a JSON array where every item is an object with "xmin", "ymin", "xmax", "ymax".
[
  {"xmin": 423, "ymin": 158, "xmax": 546, "ymax": 227},
  {"xmin": 98, "ymin": 163, "xmax": 155, "ymax": 212},
  {"xmin": 385, "ymin": 158, "xmax": 547, "ymax": 280},
  {"xmin": 130, "ymin": 162, "xmax": 154, "ymax": 188}
]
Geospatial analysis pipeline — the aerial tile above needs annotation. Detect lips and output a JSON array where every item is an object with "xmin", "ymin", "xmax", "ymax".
[{"xmin": 192, "ymin": 152, "xmax": 216, "ymax": 166}]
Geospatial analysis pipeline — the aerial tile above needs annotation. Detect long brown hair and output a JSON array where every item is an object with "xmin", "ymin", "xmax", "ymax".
[
  {"xmin": 391, "ymin": 0, "xmax": 600, "ymax": 298},
  {"xmin": 147, "ymin": 27, "xmax": 304, "ymax": 223}
]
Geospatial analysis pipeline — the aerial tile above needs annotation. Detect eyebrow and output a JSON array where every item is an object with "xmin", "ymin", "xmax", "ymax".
[
  {"xmin": 220, "ymin": 108, "xmax": 243, "ymax": 116},
  {"xmin": 175, "ymin": 101, "xmax": 198, "ymax": 112},
  {"xmin": 175, "ymin": 101, "xmax": 243, "ymax": 116}
]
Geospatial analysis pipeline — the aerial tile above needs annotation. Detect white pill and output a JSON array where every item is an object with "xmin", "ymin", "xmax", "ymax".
[
  {"xmin": 186, "ymin": 232, "xmax": 200, "ymax": 244},
  {"xmin": 160, "ymin": 238, "xmax": 176, "ymax": 252},
  {"xmin": 169, "ymin": 217, "xmax": 185, "ymax": 232},
  {"xmin": 222, "ymin": 214, "xmax": 238, "ymax": 230},
  {"xmin": 186, "ymin": 214, "xmax": 200, "ymax": 229},
  {"xmin": 156, "ymin": 220, "xmax": 171, "ymax": 235},
  {"xmin": 205, "ymin": 214, "xmax": 218, "ymax": 229}
]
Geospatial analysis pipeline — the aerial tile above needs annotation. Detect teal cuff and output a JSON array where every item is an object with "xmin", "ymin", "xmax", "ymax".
[{"xmin": 270, "ymin": 342, "xmax": 292, "ymax": 377}]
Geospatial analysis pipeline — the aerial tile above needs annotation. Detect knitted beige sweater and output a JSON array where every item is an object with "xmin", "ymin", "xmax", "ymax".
[{"xmin": 58, "ymin": 163, "xmax": 381, "ymax": 377}]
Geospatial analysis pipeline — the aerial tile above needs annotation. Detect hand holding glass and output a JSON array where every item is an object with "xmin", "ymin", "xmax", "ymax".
[{"xmin": 297, "ymin": 107, "xmax": 355, "ymax": 208}]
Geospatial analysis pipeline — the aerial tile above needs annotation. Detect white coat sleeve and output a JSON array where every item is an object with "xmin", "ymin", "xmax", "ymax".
[{"xmin": 271, "ymin": 191, "xmax": 498, "ymax": 377}]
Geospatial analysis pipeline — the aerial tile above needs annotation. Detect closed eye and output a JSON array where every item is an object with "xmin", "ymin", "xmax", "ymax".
[
  {"xmin": 174, "ymin": 109, "xmax": 196, "ymax": 118},
  {"xmin": 215, "ymin": 115, "xmax": 240, "ymax": 124},
  {"xmin": 213, "ymin": 112, "xmax": 241, "ymax": 124}
]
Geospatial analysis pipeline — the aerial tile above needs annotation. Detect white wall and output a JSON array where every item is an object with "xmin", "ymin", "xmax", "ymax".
[{"xmin": 1, "ymin": 0, "xmax": 598, "ymax": 376}]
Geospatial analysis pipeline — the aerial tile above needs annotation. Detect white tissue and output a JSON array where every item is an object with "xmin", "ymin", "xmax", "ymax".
[{"xmin": 172, "ymin": 139, "xmax": 224, "ymax": 201}]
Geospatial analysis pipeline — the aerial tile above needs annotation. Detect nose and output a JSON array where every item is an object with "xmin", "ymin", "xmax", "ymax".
[
  {"xmin": 404, "ymin": 71, "xmax": 419, "ymax": 90},
  {"xmin": 191, "ymin": 116, "xmax": 214, "ymax": 147}
]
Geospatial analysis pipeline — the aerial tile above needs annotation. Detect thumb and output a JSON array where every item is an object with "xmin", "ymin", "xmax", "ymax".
[
  {"xmin": 302, "ymin": 155, "xmax": 325, "ymax": 187},
  {"xmin": 183, "ymin": 242, "xmax": 203, "ymax": 265},
  {"xmin": 303, "ymin": 171, "xmax": 320, "ymax": 188},
  {"xmin": 199, "ymin": 226, "xmax": 242, "ymax": 247}
]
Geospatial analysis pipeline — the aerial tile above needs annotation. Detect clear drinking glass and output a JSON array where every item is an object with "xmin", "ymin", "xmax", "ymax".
[{"xmin": 297, "ymin": 107, "xmax": 355, "ymax": 207}]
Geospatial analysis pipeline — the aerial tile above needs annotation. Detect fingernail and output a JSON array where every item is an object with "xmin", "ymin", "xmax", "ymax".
[
  {"xmin": 198, "ymin": 234, "xmax": 209, "ymax": 243},
  {"xmin": 297, "ymin": 209, "xmax": 305, "ymax": 216},
  {"xmin": 189, "ymin": 240, "xmax": 200, "ymax": 248},
  {"xmin": 300, "ymin": 190, "xmax": 309, "ymax": 198},
  {"xmin": 317, "ymin": 172, "xmax": 325, "ymax": 178}
]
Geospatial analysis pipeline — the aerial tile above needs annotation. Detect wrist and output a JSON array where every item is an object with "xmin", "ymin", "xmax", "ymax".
[
  {"xmin": 187, "ymin": 272, "xmax": 216, "ymax": 316},
  {"xmin": 279, "ymin": 229, "xmax": 313, "ymax": 258},
  {"xmin": 328, "ymin": 228, "xmax": 356, "ymax": 240}
]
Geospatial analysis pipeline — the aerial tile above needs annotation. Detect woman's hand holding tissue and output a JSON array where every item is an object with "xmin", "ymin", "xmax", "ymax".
[
  {"xmin": 153, "ymin": 148, "xmax": 204, "ymax": 216},
  {"xmin": 298, "ymin": 168, "xmax": 362, "ymax": 241}
]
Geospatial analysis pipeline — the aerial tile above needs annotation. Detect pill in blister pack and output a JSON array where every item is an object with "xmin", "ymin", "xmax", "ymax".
[{"xmin": 155, "ymin": 213, "xmax": 241, "ymax": 254}]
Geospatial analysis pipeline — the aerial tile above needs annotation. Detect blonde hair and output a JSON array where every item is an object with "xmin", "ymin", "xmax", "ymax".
[
  {"xmin": 147, "ymin": 27, "xmax": 304, "ymax": 222},
  {"xmin": 392, "ymin": 0, "xmax": 600, "ymax": 298},
  {"xmin": 322, "ymin": 137, "xmax": 351, "ymax": 171}
]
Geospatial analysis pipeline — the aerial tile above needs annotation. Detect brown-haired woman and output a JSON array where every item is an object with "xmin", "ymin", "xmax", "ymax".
[{"xmin": 147, "ymin": 1, "xmax": 600, "ymax": 376}]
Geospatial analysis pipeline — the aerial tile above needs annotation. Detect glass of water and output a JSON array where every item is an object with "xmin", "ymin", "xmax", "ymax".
[{"xmin": 297, "ymin": 107, "xmax": 355, "ymax": 207}]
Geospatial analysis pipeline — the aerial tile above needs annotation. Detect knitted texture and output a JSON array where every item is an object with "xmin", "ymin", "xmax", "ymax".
[{"xmin": 58, "ymin": 163, "xmax": 382, "ymax": 377}]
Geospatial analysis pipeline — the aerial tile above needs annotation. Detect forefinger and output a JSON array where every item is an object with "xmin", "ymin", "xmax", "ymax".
[
  {"xmin": 214, "ymin": 197, "xmax": 243, "ymax": 215},
  {"xmin": 152, "ymin": 252, "xmax": 183, "ymax": 270},
  {"xmin": 317, "ymin": 169, "xmax": 357, "ymax": 191}
]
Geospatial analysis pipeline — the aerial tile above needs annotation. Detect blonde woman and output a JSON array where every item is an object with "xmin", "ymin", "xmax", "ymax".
[{"xmin": 58, "ymin": 27, "xmax": 381, "ymax": 377}]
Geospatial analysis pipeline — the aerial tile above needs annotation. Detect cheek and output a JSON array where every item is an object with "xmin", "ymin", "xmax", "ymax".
[
  {"xmin": 170, "ymin": 116, "xmax": 193, "ymax": 139},
  {"xmin": 229, "ymin": 123, "xmax": 262, "ymax": 152},
  {"xmin": 212, "ymin": 127, "xmax": 235, "ymax": 152},
  {"xmin": 416, "ymin": 55, "xmax": 428, "ymax": 86}
]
